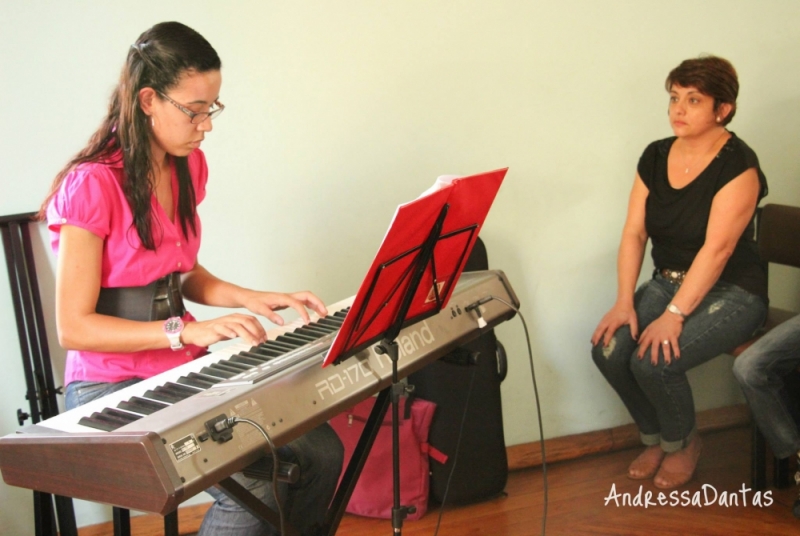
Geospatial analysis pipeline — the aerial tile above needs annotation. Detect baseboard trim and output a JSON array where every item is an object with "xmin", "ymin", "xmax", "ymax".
[
  {"xmin": 77, "ymin": 404, "xmax": 751, "ymax": 535},
  {"xmin": 506, "ymin": 403, "xmax": 750, "ymax": 470}
]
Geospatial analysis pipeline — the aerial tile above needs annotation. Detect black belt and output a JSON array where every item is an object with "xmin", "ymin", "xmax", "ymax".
[{"xmin": 95, "ymin": 272, "xmax": 186, "ymax": 322}]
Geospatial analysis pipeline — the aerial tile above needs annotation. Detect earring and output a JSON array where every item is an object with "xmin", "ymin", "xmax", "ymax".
[{"xmin": 716, "ymin": 116, "xmax": 721, "ymax": 123}]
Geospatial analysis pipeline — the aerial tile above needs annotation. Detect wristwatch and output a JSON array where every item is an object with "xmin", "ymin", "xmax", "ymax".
[
  {"xmin": 164, "ymin": 316, "xmax": 184, "ymax": 350},
  {"xmin": 666, "ymin": 303, "xmax": 685, "ymax": 319}
]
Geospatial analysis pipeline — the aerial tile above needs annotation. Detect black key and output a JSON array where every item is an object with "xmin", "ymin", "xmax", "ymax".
[
  {"xmin": 281, "ymin": 332, "xmax": 317, "ymax": 344},
  {"xmin": 78, "ymin": 414, "xmax": 121, "ymax": 432},
  {"xmin": 318, "ymin": 317, "xmax": 344, "ymax": 329},
  {"xmin": 304, "ymin": 322, "xmax": 337, "ymax": 334},
  {"xmin": 229, "ymin": 355, "xmax": 266, "ymax": 367},
  {"xmin": 295, "ymin": 326, "xmax": 330, "ymax": 338},
  {"xmin": 242, "ymin": 349, "xmax": 280, "ymax": 361},
  {"xmin": 117, "ymin": 396, "xmax": 168, "ymax": 415},
  {"xmin": 143, "ymin": 388, "xmax": 183, "ymax": 404},
  {"xmin": 80, "ymin": 410, "xmax": 134, "ymax": 431},
  {"xmin": 212, "ymin": 361, "xmax": 249, "ymax": 373},
  {"xmin": 152, "ymin": 385, "xmax": 190, "ymax": 402},
  {"xmin": 163, "ymin": 382, "xmax": 202, "ymax": 397},
  {"xmin": 200, "ymin": 365, "xmax": 237, "ymax": 379},
  {"xmin": 189, "ymin": 371, "xmax": 223, "ymax": 383},
  {"xmin": 259, "ymin": 340, "xmax": 297, "ymax": 353},
  {"xmin": 177, "ymin": 374, "xmax": 216, "ymax": 390},
  {"xmin": 101, "ymin": 407, "xmax": 142, "ymax": 425},
  {"xmin": 274, "ymin": 335, "xmax": 305, "ymax": 348}
]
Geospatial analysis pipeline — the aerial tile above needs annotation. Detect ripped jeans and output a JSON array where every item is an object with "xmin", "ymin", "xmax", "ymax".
[{"xmin": 592, "ymin": 273, "xmax": 766, "ymax": 452}]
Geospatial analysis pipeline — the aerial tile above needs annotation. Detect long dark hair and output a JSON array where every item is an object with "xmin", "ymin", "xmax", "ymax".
[{"xmin": 40, "ymin": 21, "xmax": 221, "ymax": 250}]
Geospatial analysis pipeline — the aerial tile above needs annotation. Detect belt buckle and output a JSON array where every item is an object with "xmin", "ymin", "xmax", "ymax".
[{"xmin": 662, "ymin": 269, "xmax": 686, "ymax": 285}]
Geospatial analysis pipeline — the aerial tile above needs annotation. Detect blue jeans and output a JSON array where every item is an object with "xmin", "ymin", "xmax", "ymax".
[
  {"xmin": 65, "ymin": 378, "xmax": 142, "ymax": 410},
  {"xmin": 733, "ymin": 313, "xmax": 800, "ymax": 459},
  {"xmin": 592, "ymin": 274, "xmax": 767, "ymax": 452},
  {"xmin": 65, "ymin": 379, "xmax": 344, "ymax": 535}
]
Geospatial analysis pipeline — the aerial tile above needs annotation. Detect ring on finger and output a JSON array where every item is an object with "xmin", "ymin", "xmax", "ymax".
[{"xmin": 662, "ymin": 340, "xmax": 669, "ymax": 345}]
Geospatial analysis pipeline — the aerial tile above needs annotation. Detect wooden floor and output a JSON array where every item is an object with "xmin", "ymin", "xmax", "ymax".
[{"xmin": 80, "ymin": 424, "xmax": 800, "ymax": 536}]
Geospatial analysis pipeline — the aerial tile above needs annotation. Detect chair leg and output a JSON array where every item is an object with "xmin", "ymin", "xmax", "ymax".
[
  {"xmin": 775, "ymin": 455, "xmax": 793, "ymax": 489},
  {"xmin": 751, "ymin": 426, "xmax": 767, "ymax": 490},
  {"xmin": 164, "ymin": 509, "xmax": 179, "ymax": 536},
  {"xmin": 112, "ymin": 507, "xmax": 131, "ymax": 536}
]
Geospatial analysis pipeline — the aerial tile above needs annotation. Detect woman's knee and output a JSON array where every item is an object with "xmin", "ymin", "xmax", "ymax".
[
  {"xmin": 732, "ymin": 354, "xmax": 765, "ymax": 387},
  {"xmin": 592, "ymin": 332, "xmax": 637, "ymax": 374},
  {"xmin": 629, "ymin": 353, "xmax": 664, "ymax": 383},
  {"xmin": 290, "ymin": 423, "xmax": 344, "ymax": 475}
]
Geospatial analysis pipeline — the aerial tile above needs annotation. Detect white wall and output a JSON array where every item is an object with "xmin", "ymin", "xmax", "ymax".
[{"xmin": 2, "ymin": 1, "xmax": 799, "ymax": 532}]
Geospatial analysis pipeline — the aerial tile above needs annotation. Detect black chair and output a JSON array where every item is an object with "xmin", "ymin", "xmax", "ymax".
[
  {"xmin": 1, "ymin": 212, "xmax": 179, "ymax": 536},
  {"xmin": 730, "ymin": 203, "xmax": 800, "ymax": 490}
]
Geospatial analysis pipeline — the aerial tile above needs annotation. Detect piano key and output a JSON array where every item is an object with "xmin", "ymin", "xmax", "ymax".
[
  {"xmin": 214, "ymin": 360, "xmax": 251, "ymax": 372},
  {"xmin": 78, "ymin": 411, "xmax": 131, "ymax": 432},
  {"xmin": 273, "ymin": 337, "xmax": 306, "ymax": 349},
  {"xmin": 142, "ymin": 388, "xmax": 185, "ymax": 404},
  {"xmin": 117, "ymin": 397, "xmax": 169, "ymax": 416},
  {"xmin": 280, "ymin": 332, "xmax": 318, "ymax": 344},
  {"xmin": 317, "ymin": 317, "xmax": 344, "ymax": 329},
  {"xmin": 163, "ymin": 382, "xmax": 203, "ymax": 397},
  {"xmin": 259, "ymin": 340, "xmax": 299, "ymax": 353},
  {"xmin": 199, "ymin": 366, "xmax": 237, "ymax": 379},
  {"xmin": 228, "ymin": 355, "xmax": 268, "ymax": 367},
  {"xmin": 240, "ymin": 349, "xmax": 281, "ymax": 360},
  {"xmin": 176, "ymin": 374, "xmax": 219, "ymax": 390},
  {"xmin": 296, "ymin": 325, "xmax": 335, "ymax": 337},
  {"xmin": 100, "ymin": 408, "xmax": 142, "ymax": 425}
]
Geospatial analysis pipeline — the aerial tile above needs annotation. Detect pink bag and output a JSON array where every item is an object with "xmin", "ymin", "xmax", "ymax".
[{"xmin": 330, "ymin": 395, "xmax": 447, "ymax": 520}]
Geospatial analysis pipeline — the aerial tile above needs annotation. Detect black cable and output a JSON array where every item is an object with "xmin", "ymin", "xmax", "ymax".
[
  {"xmin": 226, "ymin": 416, "xmax": 286, "ymax": 536},
  {"xmin": 485, "ymin": 295, "xmax": 548, "ymax": 536},
  {"xmin": 431, "ymin": 362, "xmax": 478, "ymax": 536}
]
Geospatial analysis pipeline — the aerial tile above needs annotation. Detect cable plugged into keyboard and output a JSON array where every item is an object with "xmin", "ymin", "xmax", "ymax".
[
  {"xmin": 465, "ymin": 296, "xmax": 493, "ymax": 328},
  {"xmin": 204, "ymin": 414, "xmax": 237, "ymax": 443}
]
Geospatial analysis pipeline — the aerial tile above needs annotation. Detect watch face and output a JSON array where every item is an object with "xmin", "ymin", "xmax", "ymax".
[{"xmin": 165, "ymin": 317, "xmax": 183, "ymax": 334}]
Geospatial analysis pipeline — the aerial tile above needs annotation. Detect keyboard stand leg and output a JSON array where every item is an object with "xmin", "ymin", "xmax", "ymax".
[
  {"xmin": 164, "ymin": 510, "xmax": 179, "ymax": 536},
  {"xmin": 112, "ymin": 507, "xmax": 131, "ymax": 536},
  {"xmin": 34, "ymin": 491, "xmax": 57, "ymax": 536},
  {"xmin": 54, "ymin": 494, "xmax": 78, "ymax": 536},
  {"xmin": 215, "ymin": 476, "xmax": 301, "ymax": 536}
]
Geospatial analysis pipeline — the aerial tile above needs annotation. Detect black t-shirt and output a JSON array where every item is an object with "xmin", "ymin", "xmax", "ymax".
[{"xmin": 637, "ymin": 132, "xmax": 768, "ymax": 301}]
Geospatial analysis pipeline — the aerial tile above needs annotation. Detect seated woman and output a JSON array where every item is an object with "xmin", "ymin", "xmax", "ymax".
[
  {"xmin": 591, "ymin": 55, "xmax": 768, "ymax": 489},
  {"xmin": 40, "ymin": 21, "xmax": 343, "ymax": 536},
  {"xmin": 734, "ymin": 313, "xmax": 800, "ymax": 516}
]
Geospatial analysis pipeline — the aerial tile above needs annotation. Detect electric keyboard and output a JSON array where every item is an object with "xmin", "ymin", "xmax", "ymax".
[{"xmin": 0, "ymin": 270, "xmax": 518, "ymax": 515}]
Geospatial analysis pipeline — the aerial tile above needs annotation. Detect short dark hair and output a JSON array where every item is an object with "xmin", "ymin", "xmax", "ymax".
[{"xmin": 665, "ymin": 55, "xmax": 738, "ymax": 126}]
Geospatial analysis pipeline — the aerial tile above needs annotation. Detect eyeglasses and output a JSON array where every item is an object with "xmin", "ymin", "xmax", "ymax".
[{"xmin": 158, "ymin": 92, "xmax": 225, "ymax": 124}]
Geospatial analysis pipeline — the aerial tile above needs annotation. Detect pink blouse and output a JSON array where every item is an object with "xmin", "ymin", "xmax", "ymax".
[{"xmin": 47, "ymin": 149, "xmax": 209, "ymax": 384}]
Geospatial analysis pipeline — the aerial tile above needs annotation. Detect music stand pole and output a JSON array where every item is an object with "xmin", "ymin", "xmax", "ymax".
[{"xmin": 373, "ymin": 203, "xmax": 449, "ymax": 535}]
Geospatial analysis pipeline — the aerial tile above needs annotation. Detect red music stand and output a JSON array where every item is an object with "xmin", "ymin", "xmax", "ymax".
[{"xmin": 322, "ymin": 167, "xmax": 506, "ymax": 535}]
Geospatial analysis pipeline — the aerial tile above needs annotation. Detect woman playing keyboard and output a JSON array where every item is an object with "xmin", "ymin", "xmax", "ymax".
[{"xmin": 39, "ymin": 21, "xmax": 343, "ymax": 536}]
